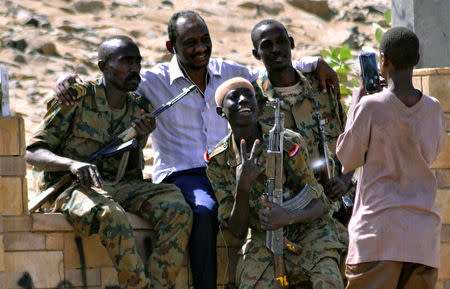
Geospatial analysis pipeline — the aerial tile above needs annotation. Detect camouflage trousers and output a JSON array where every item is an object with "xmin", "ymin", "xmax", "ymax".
[
  {"xmin": 236, "ymin": 235, "xmax": 344, "ymax": 289},
  {"xmin": 61, "ymin": 178, "xmax": 193, "ymax": 289}
]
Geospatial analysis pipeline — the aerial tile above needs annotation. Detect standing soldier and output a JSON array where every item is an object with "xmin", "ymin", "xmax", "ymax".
[
  {"xmin": 251, "ymin": 19, "xmax": 355, "ymax": 225},
  {"xmin": 26, "ymin": 36, "xmax": 192, "ymax": 289}
]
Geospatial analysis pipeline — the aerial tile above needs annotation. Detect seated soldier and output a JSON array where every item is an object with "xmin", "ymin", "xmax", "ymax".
[
  {"xmin": 251, "ymin": 19, "xmax": 355, "ymax": 226},
  {"xmin": 206, "ymin": 77, "xmax": 347, "ymax": 289},
  {"xmin": 26, "ymin": 35, "xmax": 192, "ymax": 289}
]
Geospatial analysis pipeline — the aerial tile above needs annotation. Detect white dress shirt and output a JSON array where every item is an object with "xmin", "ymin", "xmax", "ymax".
[{"xmin": 136, "ymin": 56, "xmax": 318, "ymax": 183}]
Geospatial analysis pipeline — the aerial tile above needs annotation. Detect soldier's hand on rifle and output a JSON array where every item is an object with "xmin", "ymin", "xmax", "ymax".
[
  {"xmin": 260, "ymin": 195, "xmax": 292, "ymax": 230},
  {"xmin": 316, "ymin": 57, "xmax": 341, "ymax": 99},
  {"xmin": 133, "ymin": 111, "xmax": 156, "ymax": 136},
  {"xmin": 54, "ymin": 73, "xmax": 83, "ymax": 106},
  {"xmin": 324, "ymin": 176, "xmax": 351, "ymax": 202},
  {"xmin": 69, "ymin": 160, "xmax": 103, "ymax": 189},
  {"xmin": 236, "ymin": 139, "xmax": 262, "ymax": 191}
]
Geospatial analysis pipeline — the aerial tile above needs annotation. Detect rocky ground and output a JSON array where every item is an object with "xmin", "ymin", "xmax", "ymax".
[{"xmin": 0, "ymin": 0, "xmax": 389, "ymax": 194}]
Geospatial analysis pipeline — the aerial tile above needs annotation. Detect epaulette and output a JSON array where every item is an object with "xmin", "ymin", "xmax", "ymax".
[
  {"xmin": 283, "ymin": 139, "xmax": 299, "ymax": 157},
  {"xmin": 283, "ymin": 130, "xmax": 305, "ymax": 158},
  {"xmin": 136, "ymin": 94, "xmax": 152, "ymax": 113},
  {"xmin": 67, "ymin": 81, "xmax": 96, "ymax": 101},
  {"xmin": 204, "ymin": 134, "xmax": 230, "ymax": 163}
]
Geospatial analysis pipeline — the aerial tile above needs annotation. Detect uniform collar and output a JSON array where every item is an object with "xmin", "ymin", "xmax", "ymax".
[
  {"xmin": 94, "ymin": 78, "xmax": 134, "ymax": 112},
  {"xmin": 257, "ymin": 69, "xmax": 315, "ymax": 105},
  {"xmin": 168, "ymin": 55, "xmax": 222, "ymax": 85}
]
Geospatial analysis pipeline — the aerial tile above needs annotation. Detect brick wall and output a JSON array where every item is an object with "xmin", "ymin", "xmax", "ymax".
[
  {"xmin": 0, "ymin": 116, "xmax": 27, "ymax": 289},
  {"xmin": 413, "ymin": 68, "xmax": 450, "ymax": 289},
  {"xmin": 1, "ymin": 212, "xmax": 241, "ymax": 289}
]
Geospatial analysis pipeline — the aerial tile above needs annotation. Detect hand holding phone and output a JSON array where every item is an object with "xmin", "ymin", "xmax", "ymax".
[{"xmin": 359, "ymin": 52, "xmax": 381, "ymax": 93}]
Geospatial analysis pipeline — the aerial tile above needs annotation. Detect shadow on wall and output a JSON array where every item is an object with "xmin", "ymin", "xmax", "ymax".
[{"xmin": 17, "ymin": 236, "xmax": 120, "ymax": 289}]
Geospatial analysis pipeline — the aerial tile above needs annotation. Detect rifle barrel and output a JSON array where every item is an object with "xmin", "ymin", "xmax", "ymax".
[{"xmin": 150, "ymin": 85, "xmax": 196, "ymax": 117}]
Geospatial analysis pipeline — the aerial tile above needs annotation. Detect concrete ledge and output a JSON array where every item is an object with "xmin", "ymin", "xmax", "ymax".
[
  {"xmin": 3, "ymin": 216, "xmax": 31, "ymax": 232},
  {"xmin": 0, "ymin": 157, "xmax": 25, "ymax": 177},
  {"xmin": 413, "ymin": 67, "xmax": 450, "ymax": 76},
  {"xmin": 442, "ymin": 225, "xmax": 450, "ymax": 243},
  {"xmin": 31, "ymin": 212, "xmax": 153, "ymax": 232},
  {"xmin": 2, "ymin": 212, "xmax": 240, "ymax": 288},
  {"xmin": 0, "ymin": 117, "xmax": 25, "ymax": 157},
  {"xmin": 436, "ymin": 169, "xmax": 450, "ymax": 189},
  {"xmin": 31, "ymin": 213, "xmax": 71, "ymax": 232}
]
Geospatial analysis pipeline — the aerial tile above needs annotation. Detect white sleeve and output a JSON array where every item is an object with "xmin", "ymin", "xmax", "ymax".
[
  {"xmin": 292, "ymin": 56, "xmax": 320, "ymax": 73},
  {"xmin": 249, "ymin": 56, "xmax": 320, "ymax": 79}
]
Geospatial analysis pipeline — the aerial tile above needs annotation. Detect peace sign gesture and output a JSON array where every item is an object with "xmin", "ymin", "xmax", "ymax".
[{"xmin": 236, "ymin": 139, "xmax": 262, "ymax": 192}]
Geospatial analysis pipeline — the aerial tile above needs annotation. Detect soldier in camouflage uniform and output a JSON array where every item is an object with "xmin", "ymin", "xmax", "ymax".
[
  {"xmin": 250, "ymin": 19, "xmax": 355, "ymax": 227},
  {"xmin": 26, "ymin": 36, "xmax": 192, "ymax": 289},
  {"xmin": 205, "ymin": 77, "xmax": 347, "ymax": 288}
]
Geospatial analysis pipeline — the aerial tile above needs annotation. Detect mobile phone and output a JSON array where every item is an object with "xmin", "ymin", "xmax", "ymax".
[{"xmin": 359, "ymin": 52, "xmax": 380, "ymax": 93}]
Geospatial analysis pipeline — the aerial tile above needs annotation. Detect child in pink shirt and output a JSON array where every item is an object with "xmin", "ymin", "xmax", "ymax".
[{"xmin": 336, "ymin": 27, "xmax": 446, "ymax": 289}]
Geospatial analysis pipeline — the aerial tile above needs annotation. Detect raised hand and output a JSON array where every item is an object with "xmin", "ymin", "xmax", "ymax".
[
  {"xmin": 316, "ymin": 57, "xmax": 341, "ymax": 99},
  {"xmin": 54, "ymin": 73, "xmax": 83, "ymax": 106},
  {"xmin": 236, "ymin": 139, "xmax": 261, "ymax": 192}
]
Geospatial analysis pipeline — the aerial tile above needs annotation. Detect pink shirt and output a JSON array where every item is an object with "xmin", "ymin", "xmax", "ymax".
[{"xmin": 336, "ymin": 89, "xmax": 446, "ymax": 268}]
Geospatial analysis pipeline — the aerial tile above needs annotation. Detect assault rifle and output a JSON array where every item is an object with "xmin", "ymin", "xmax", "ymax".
[
  {"xmin": 28, "ymin": 85, "xmax": 196, "ymax": 213},
  {"xmin": 314, "ymin": 82, "xmax": 353, "ymax": 224},
  {"xmin": 264, "ymin": 99, "xmax": 289, "ymax": 289}
]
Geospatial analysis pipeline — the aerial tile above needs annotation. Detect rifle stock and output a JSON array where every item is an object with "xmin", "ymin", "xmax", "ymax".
[{"xmin": 28, "ymin": 138, "xmax": 138, "ymax": 213}]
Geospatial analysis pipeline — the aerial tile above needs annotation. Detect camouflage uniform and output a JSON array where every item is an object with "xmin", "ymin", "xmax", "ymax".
[
  {"xmin": 206, "ymin": 123, "xmax": 347, "ymax": 289},
  {"xmin": 253, "ymin": 70, "xmax": 353, "ymax": 237},
  {"xmin": 27, "ymin": 79, "xmax": 193, "ymax": 289},
  {"xmin": 254, "ymin": 70, "xmax": 346, "ymax": 185}
]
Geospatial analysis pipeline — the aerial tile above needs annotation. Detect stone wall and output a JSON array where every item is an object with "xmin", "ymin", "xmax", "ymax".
[
  {"xmin": 1, "ymin": 212, "xmax": 241, "ymax": 289},
  {"xmin": 0, "ymin": 116, "xmax": 27, "ymax": 288},
  {"xmin": 413, "ymin": 68, "xmax": 450, "ymax": 289}
]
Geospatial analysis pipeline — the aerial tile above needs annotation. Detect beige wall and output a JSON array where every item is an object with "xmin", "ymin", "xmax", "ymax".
[{"xmin": 413, "ymin": 68, "xmax": 450, "ymax": 289}]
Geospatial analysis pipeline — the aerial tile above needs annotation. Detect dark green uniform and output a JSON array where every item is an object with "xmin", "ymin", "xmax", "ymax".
[
  {"xmin": 206, "ymin": 123, "xmax": 346, "ymax": 289},
  {"xmin": 28, "ymin": 79, "xmax": 192, "ymax": 289}
]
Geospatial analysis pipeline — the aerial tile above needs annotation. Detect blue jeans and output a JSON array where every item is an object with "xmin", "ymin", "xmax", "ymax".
[{"xmin": 163, "ymin": 167, "xmax": 218, "ymax": 289}]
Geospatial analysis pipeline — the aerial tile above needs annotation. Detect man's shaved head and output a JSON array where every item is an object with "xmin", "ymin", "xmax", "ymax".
[
  {"xmin": 98, "ymin": 35, "xmax": 138, "ymax": 62},
  {"xmin": 97, "ymin": 35, "xmax": 142, "ymax": 92},
  {"xmin": 251, "ymin": 19, "xmax": 288, "ymax": 48}
]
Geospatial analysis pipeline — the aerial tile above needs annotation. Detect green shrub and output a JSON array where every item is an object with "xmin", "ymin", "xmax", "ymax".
[
  {"xmin": 319, "ymin": 8, "xmax": 392, "ymax": 109},
  {"xmin": 320, "ymin": 44, "xmax": 359, "ymax": 105}
]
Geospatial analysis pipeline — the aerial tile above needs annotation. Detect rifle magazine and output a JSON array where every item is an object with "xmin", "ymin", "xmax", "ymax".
[{"xmin": 282, "ymin": 184, "xmax": 318, "ymax": 212}]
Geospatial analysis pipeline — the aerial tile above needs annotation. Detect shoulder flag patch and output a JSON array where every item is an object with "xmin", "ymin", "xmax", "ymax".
[
  {"xmin": 288, "ymin": 143, "xmax": 300, "ymax": 157},
  {"xmin": 204, "ymin": 150, "xmax": 211, "ymax": 163}
]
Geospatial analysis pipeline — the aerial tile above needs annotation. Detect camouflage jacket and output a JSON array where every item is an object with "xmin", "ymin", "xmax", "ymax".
[
  {"xmin": 28, "ymin": 78, "xmax": 144, "ymax": 190},
  {"xmin": 253, "ymin": 70, "xmax": 346, "ymax": 176},
  {"xmin": 206, "ymin": 123, "xmax": 346, "ymax": 269}
]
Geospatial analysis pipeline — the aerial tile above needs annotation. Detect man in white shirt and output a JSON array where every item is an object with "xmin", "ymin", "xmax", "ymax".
[{"xmin": 55, "ymin": 10, "xmax": 340, "ymax": 289}]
